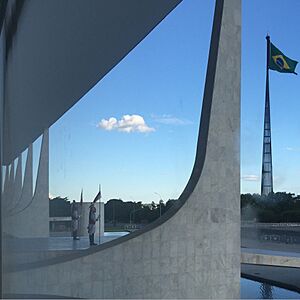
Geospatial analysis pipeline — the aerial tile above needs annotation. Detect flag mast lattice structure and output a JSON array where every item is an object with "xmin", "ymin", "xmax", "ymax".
[{"xmin": 261, "ymin": 35, "xmax": 273, "ymax": 196}]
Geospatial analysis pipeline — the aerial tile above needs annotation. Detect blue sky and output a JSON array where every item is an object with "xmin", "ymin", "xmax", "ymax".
[
  {"xmin": 42, "ymin": 0, "xmax": 300, "ymax": 202},
  {"xmin": 242, "ymin": 0, "xmax": 300, "ymax": 194}
]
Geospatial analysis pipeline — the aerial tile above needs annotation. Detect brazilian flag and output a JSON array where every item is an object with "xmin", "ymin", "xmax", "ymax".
[{"xmin": 269, "ymin": 43, "xmax": 298, "ymax": 74}]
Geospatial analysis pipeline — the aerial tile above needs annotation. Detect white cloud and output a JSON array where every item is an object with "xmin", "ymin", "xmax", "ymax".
[
  {"xmin": 242, "ymin": 175, "xmax": 260, "ymax": 182},
  {"xmin": 98, "ymin": 117, "xmax": 117, "ymax": 131},
  {"xmin": 152, "ymin": 114, "xmax": 192, "ymax": 126},
  {"xmin": 97, "ymin": 115, "xmax": 155, "ymax": 133},
  {"xmin": 286, "ymin": 147, "xmax": 300, "ymax": 152}
]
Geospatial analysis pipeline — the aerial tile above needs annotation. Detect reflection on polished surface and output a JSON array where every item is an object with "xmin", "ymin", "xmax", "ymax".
[
  {"xmin": 4, "ymin": 231, "xmax": 129, "ymax": 252},
  {"xmin": 241, "ymin": 278, "xmax": 300, "ymax": 299}
]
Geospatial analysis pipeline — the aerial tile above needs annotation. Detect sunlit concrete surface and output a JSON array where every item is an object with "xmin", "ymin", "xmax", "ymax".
[{"xmin": 241, "ymin": 248, "xmax": 300, "ymax": 268}]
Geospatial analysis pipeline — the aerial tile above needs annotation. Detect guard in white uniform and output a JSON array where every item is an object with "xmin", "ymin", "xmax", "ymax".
[
  {"xmin": 71, "ymin": 200, "xmax": 80, "ymax": 240},
  {"xmin": 88, "ymin": 203, "xmax": 98, "ymax": 246}
]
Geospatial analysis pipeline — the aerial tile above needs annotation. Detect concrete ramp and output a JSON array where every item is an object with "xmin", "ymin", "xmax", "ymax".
[{"xmin": 242, "ymin": 248, "xmax": 300, "ymax": 268}]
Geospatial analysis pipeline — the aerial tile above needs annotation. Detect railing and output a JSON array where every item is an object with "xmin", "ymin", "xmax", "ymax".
[
  {"xmin": 241, "ymin": 222, "xmax": 300, "ymax": 249},
  {"xmin": 242, "ymin": 222, "xmax": 300, "ymax": 228}
]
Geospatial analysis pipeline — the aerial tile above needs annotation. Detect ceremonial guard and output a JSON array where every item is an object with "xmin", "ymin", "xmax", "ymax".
[
  {"xmin": 88, "ymin": 203, "xmax": 99, "ymax": 246},
  {"xmin": 71, "ymin": 200, "xmax": 80, "ymax": 240}
]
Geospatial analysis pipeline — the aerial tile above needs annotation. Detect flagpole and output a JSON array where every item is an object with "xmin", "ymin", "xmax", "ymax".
[
  {"xmin": 261, "ymin": 35, "xmax": 274, "ymax": 196},
  {"xmin": 98, "ymin": 184, "xmax": 101, "ymax": 244},
  {"xmin": 79, "ymin": 189, "xmax": 83, "ymax": 237}
]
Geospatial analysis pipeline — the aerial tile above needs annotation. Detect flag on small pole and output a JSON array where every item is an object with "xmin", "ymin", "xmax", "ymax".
[
  {"xmin": 80, "ymin": 189, "xmax": 83, "ymax": 207},
  {"xmin": 93, "ymin": 184, "xmax": 102, "ymax": 244},
  {"xmin": 78, "ymin": 188, "xmax": 83, "ymax": 236},
  {"xmin": 92, "ymin": 184, "xmax": 102, "ymax": 203}
]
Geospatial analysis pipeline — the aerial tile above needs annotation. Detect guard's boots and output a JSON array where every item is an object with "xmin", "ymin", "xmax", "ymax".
[{"xmin": 89, "ymin": 234, "xmax": 97, "ymax": 246}]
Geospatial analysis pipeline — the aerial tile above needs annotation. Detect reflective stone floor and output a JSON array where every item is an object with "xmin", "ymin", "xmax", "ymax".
[{"xmin": 4, "ymin": 231, "xmax": 129, "ymax": 252}]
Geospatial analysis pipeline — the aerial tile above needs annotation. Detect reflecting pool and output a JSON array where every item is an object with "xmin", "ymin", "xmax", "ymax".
[{"xmin": 241, "ymin": 278, "xmax": 300, "ymax": 299}]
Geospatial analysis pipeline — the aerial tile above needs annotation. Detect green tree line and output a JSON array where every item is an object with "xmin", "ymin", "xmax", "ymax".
[
  {"xmin": 49, "ymin": 197, "xmax": 177, "ymax": 224},
  {"xmin": 241, "ymin": 192, "xmax": 300, "ymax": 222},
  {"xmin": 50, "ymin": 192, "xmax": 300, "ymax": 223}
]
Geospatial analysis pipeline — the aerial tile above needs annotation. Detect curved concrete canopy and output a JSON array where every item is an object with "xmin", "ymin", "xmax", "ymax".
[{"xmin": 3, "ymin": 0, "xmax": 182, "ymax": 165}]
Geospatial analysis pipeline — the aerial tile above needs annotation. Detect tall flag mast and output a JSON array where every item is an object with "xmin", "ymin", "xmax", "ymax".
[
  {"xmin": 261, "ymin": 35, "xmax": 298, "ymax": 196},
  {"xmin": 79, "ymin": 188, "xmax": 83, "ymax": 236},
  {"xmin": 261, "ymin": 35, "xmax": 273, "ymax": 196}
]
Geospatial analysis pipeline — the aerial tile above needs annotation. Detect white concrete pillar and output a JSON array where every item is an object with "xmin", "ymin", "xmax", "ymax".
[
  {"xmin": 79, "ymin": 202, "xmax": 104, "ymax": 237},
  {"xmin": 5, "ymin": 131, "xmax": 48, "ymax": 238},
  {"xmin": 100, "ymin": 201, "xmax": 104, "ymax": 237},
  {"xmin": 5, "ymin": 160, "xmax": 14, "ymax": 212},
  {"xmin": 19, "ymin": 144, "xmax": 33, "ymax": 211},
  {"xmin": 2, "ymin": 165, "xmax": 9, "ymax": 208},
  {"xmin": 12, "ymin": 155, "xmax": 22, "ymax": 210},
  {"xmin": 31, "ymin": 129, "xmax": 49, "ymax": 237}
]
